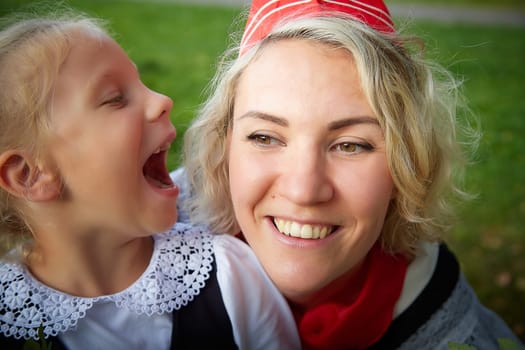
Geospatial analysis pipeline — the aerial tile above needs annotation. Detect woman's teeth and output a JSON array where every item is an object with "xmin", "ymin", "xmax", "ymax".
[{"xmin": 273, "ymin": 218, "xmax": 334, "ymax": 239}]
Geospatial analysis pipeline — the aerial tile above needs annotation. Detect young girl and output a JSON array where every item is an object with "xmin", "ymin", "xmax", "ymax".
[{"xmin": 0, "ymin": 11, "xmax": 299, "ymax": 350}]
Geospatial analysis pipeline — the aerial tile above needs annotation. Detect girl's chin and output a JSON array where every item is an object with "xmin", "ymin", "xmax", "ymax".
[{"xmin": 150, "ymin": 209, "xmax": 179, "ymax": 233}]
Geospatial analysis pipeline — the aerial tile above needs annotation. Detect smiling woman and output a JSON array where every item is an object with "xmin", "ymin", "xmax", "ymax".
[
  {"xmin": 228, "ymin": 40, "xmax": 396, "ymax": 304},
  {"xmin": 174, "ymin": 0, "xmax": 523, "ymax": 348}
]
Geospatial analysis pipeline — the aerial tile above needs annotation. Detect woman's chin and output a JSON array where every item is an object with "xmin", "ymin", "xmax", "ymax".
[{"xmin": 270, "ymin": 273, "xmax": 326, "ymax": 305}]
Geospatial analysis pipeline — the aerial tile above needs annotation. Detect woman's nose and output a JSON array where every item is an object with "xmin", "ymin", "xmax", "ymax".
[
  {"xmin": 277, "ymin": 150, "xmax": 334, "ymax": 205},
  {"xmin": 145, "ymin": 89, "xmax": 173, "ymax": 122}
]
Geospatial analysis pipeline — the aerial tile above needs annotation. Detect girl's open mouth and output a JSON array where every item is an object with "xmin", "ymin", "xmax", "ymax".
[{"xmin": 143, "ymin": 148, "xmax": 175, "ymax": 189}]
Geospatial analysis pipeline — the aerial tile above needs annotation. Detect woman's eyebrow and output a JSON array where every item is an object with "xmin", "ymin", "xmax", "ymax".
[
  {"xmin": 238, "ymin": 111, "xmax": 288, "ymax": 127},
  {"xmin": 328, "ymin": 116, "xmax": 379, "ymax": 130},
  {"xmin": 238, "ymin": 111, "xmax": 378, "ymax": 130}
]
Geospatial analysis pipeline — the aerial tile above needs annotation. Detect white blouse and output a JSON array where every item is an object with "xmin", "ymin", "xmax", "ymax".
[{"xmin": 0, "ymin": 223, "xmax": 300, "ymax": 350}]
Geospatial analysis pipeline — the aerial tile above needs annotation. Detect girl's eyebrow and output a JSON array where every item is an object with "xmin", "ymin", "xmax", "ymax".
[
  {"xmin": 89, "ymin": 73, "xmax": 109, "ymax": 88},
  {"xmin": 86, "ymin": 62, "xmax": 138, "ymax": 98}
]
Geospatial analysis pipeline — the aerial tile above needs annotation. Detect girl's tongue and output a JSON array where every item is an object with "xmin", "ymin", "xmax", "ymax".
[{"xmin": 143, "ymin": 150, "xmax": 174, "ymax": 188}]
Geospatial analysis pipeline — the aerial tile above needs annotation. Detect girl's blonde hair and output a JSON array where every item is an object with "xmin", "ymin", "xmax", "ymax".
[
  {"xmin": 0, "ymin": 10, "xmax": 107, "ymax": 257},
  {"xmin": 184, "ymin": 14, "xmax": 478, "ymax": 256}
]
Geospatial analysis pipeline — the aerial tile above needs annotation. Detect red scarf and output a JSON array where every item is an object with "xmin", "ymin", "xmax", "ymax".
[{"xmin": 291, "ymin": 243, "xmax": 407, "ymax": 350}]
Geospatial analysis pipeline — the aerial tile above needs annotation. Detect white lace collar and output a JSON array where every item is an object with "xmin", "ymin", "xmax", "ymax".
[{"xmin": 0, "ymin": 223, "xmax": 214, "ymax": 341}]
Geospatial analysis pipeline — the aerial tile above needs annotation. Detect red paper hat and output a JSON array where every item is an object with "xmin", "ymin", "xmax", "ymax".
[{"xmin": 240, "ymin": 0, "xmax": 395, "ymax": 55}]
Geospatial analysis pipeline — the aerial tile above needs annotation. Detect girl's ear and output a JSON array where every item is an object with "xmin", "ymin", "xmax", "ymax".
[{"xmin": 0, "ymin": 150, "xmax": 60, "ymax": 201}]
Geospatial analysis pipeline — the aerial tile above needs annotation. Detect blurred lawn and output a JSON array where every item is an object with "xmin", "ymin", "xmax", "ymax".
[
  {"xmin": 414, "ymin": 22, "xmax": 525, "ymax": 340},
  {"xmin": 2, "ymin": 0, "xmax": 524, "ymax": 341}
]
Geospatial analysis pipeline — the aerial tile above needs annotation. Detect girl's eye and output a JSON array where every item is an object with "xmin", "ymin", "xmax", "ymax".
[
  {"xmin": 246, "ymin": 133, "xmax": 283, "ymax": 147},
  {"xmin": 102, "ymin": 94, "xmax": 126, "ymax": 107}
]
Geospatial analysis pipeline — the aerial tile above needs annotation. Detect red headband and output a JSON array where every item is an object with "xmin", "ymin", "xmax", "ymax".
[{"xmin": 240, "ymin": 0, "xmax": 394, "ymax": 55}]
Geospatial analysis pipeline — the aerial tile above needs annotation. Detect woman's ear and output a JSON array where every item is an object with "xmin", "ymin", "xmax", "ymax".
[{"xmin": 0, "ymin": 150, "xmax": 60, "ymax": 201}]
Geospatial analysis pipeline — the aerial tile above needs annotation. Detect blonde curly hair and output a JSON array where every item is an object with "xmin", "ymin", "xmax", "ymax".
[{"xmin": 183, "ymin": 14, "xmax": 478, "ymax": 256}]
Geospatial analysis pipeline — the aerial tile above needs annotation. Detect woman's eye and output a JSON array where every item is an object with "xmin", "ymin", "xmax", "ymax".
[
  {"xmin": 254, "ymin": 135, "xmax": 271, "ymax": 145},
  {"xmin": 334, "ymin": 141, "xmax": 373, "ymax": 154},
  {"xmin": 246, "ymin": 133, "xmax": 282, "ymax": 147}
]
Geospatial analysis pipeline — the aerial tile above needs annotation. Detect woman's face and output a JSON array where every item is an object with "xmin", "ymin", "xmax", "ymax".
[{"xmin": 228, "ymin": 39, "xmax": 394, "ymax": 305}]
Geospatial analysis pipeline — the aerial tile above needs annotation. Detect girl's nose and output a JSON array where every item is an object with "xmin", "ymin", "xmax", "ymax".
[
  {"xmin": 277, "ymin": 150, "xmax": 334, "ymax": 205},
  {"xmin": 146, "ymin": 89, "xmax": 173, "ymax": 122}
]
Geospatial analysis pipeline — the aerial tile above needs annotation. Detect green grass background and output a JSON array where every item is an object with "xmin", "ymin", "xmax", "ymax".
[{"xmin": 2, "ymin": 0, "xmax": 524, "ymax": 341}]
